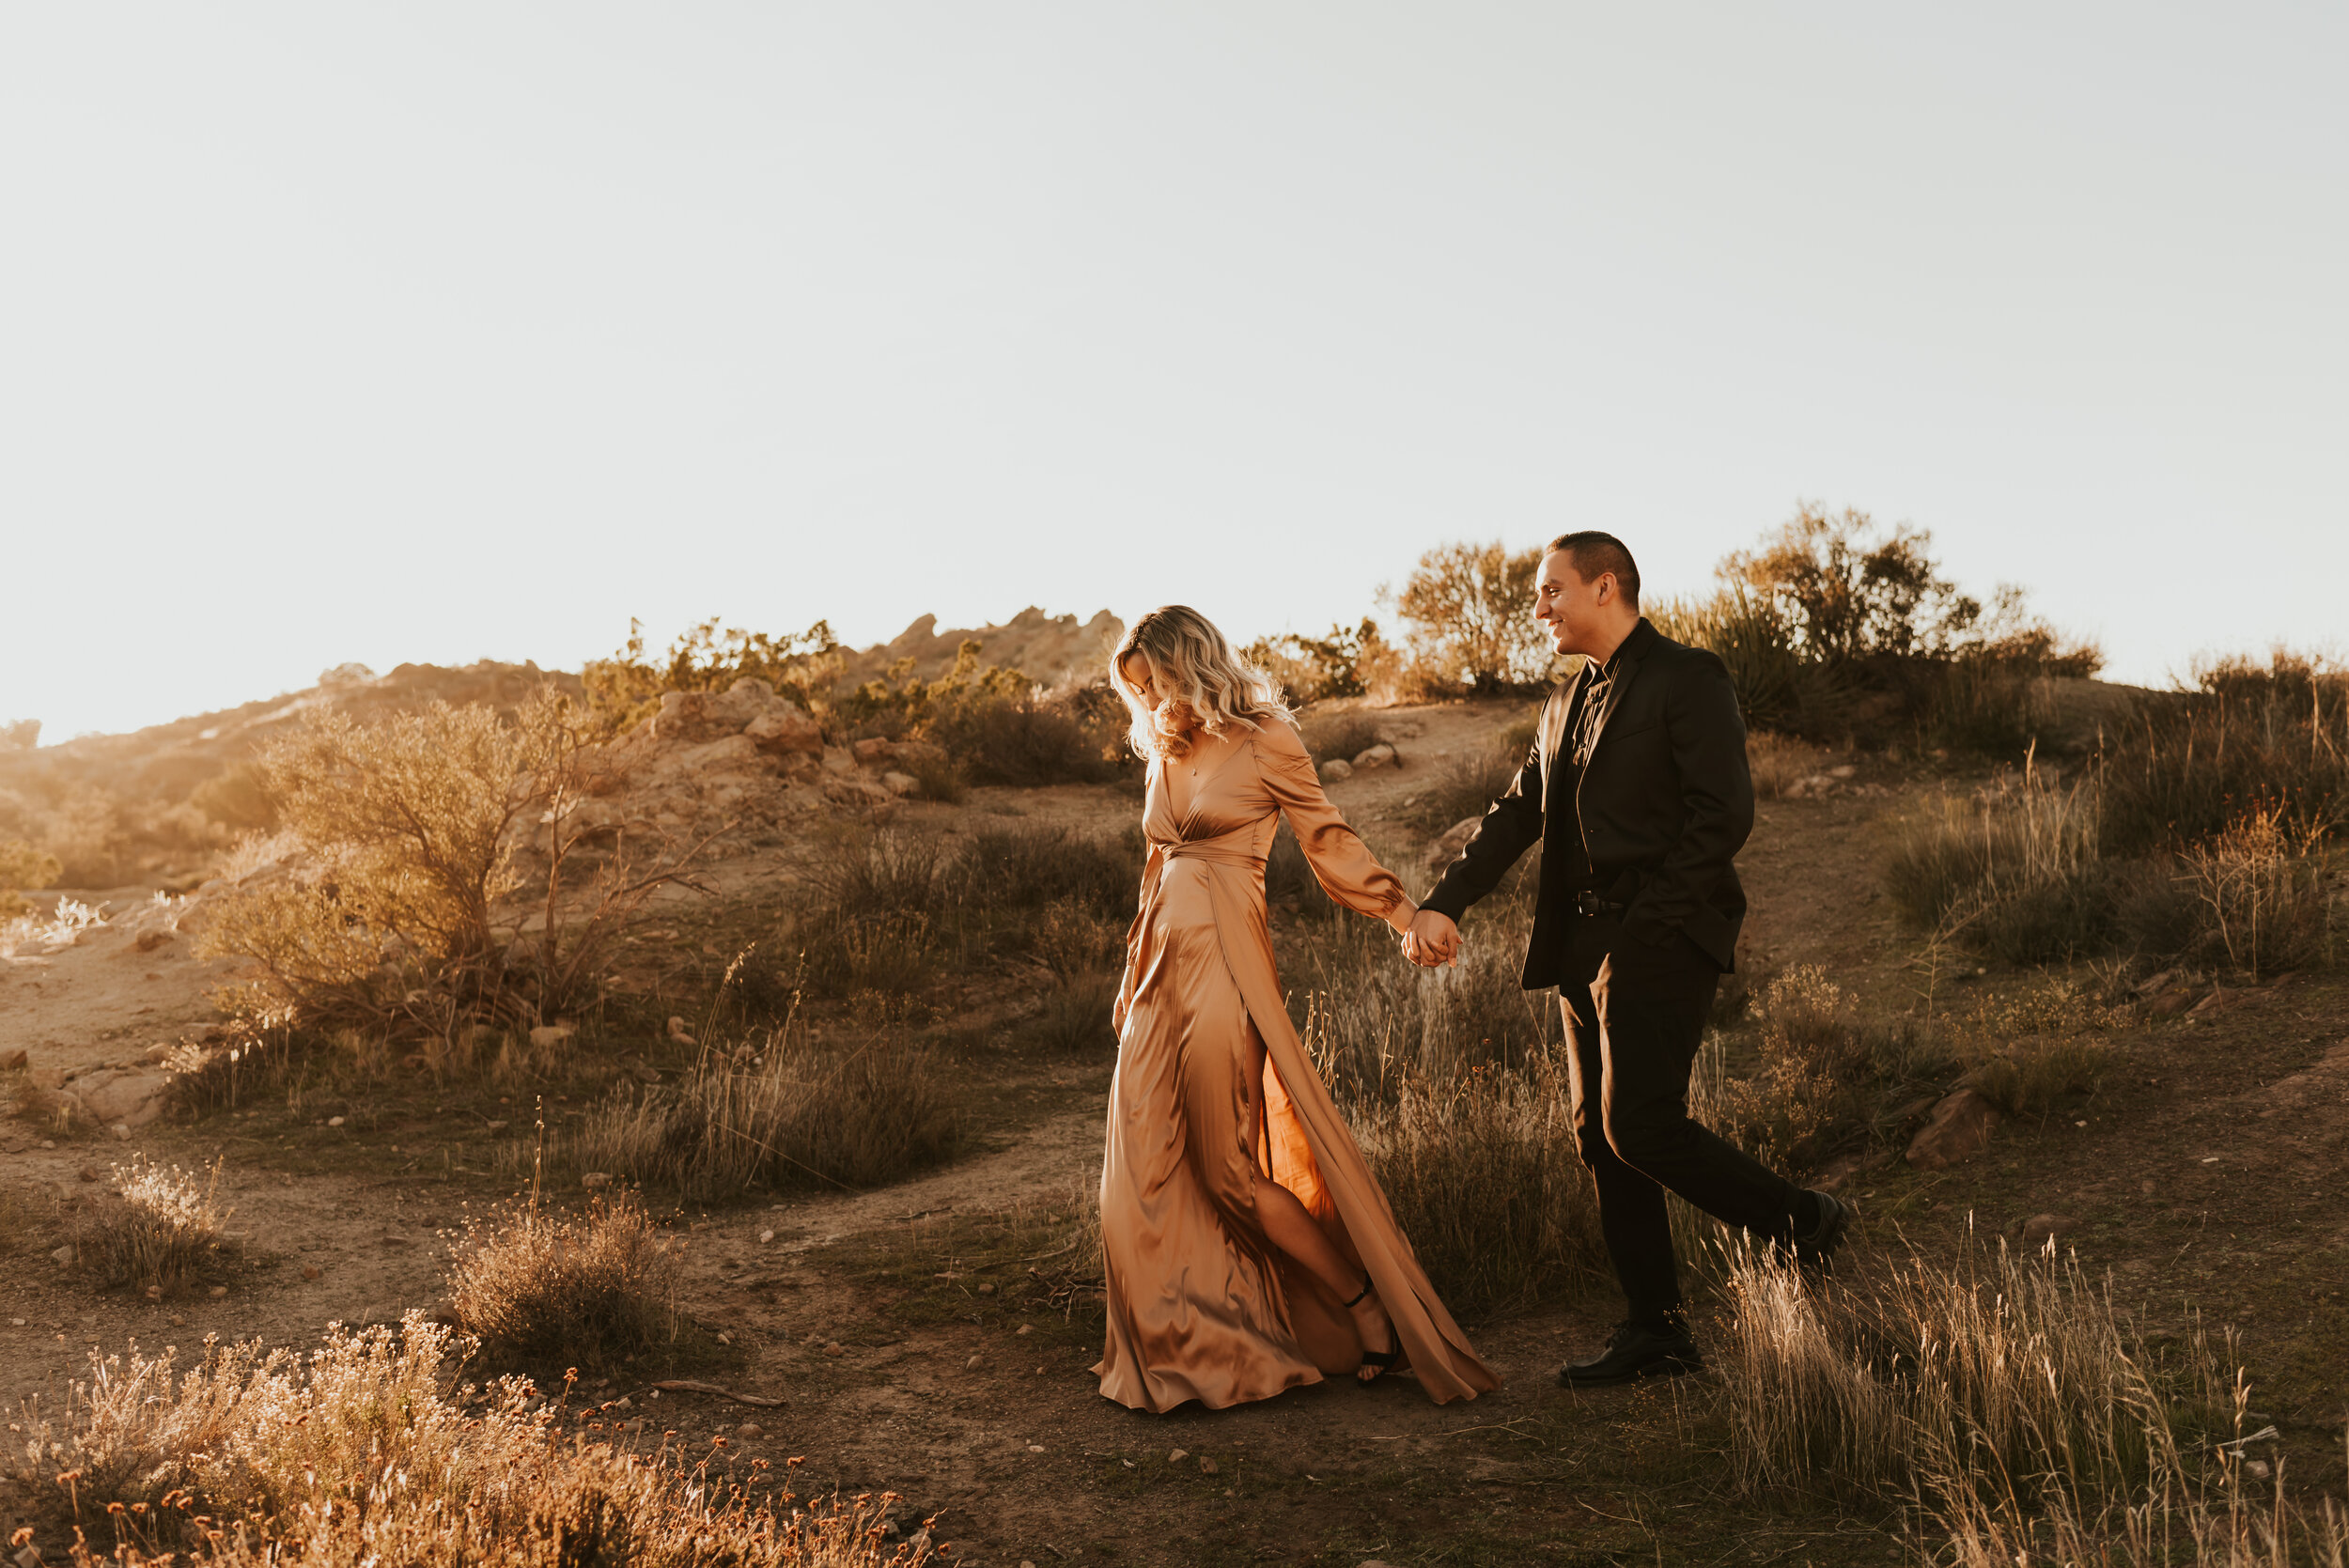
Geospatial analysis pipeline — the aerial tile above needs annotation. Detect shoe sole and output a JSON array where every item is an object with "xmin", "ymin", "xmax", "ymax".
[{"xmin": 1555, "ymin": 1355, "xmax": 1704, "ymax": 1389}]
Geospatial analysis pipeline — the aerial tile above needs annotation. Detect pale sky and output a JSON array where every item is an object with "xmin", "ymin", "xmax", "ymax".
[{"xmin": 4, "ymin": 4, "xmax": 2342, "ymax": 741}]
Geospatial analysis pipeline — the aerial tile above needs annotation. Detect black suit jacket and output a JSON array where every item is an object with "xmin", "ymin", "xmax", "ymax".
[{"xmin": 1420, "ymin": 618, "xmax": 1755, "ymax": 983}]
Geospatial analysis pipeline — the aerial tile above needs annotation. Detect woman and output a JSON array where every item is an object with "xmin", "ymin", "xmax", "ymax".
[{"xmin": 1093, "ymin": 605, "xmax": 1499, "ymax": 1413}]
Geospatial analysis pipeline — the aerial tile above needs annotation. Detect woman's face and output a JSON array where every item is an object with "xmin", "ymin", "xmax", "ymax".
[{"xmin": 1120, "ymin": 653, "xmax": 1161, "ymax": 711}]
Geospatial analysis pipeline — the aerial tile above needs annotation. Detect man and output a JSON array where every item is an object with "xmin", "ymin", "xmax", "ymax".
[{"xmin": 1402, "ymin": 531, "xmax": 1852, "ymax": 1387}]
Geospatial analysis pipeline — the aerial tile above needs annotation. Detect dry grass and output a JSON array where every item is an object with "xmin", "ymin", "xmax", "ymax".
[
  {"xmin": 447, "ymin": 1188, "xmax": 680, "ymax": 1371},
  {"xmin": 565, "ymin": 1017, "xmax": 958, "ymax": 1201},
  {"xmin": 1708, "ymin": 1222, "xmax": 2233, "ymax": 1508},
  {"xmin": 1747, "ymin": 731, "xmax": 1831, "ymax": 800},
  {"xmin": 1944, "ymin": 974, "xmax": 2129, "ymax": 1118},
  {"xmin": 1715, "ymin": 966, "xmax": 1881, "ymax": 1173},
  {"xmin": 2177, "ymin": 804, "xmax": 2336, "ymax": 981},
  {"xmin": 1346, "ymin": 1053, "xmax": 1606, "ymax": 1318},
  {"xmin": 6, "ymin": 1314, "xmax": 919, "ymax": 1566},
  {"xmin": 65, "ymin": 1157, "xmax": 235, "ymax": 1295},
  {"xmin": 1882, "ymin": 768, "xmax": 2114, "ymax": 964}
]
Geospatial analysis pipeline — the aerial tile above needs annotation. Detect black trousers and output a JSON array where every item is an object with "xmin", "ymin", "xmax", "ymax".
[{"xmin": 1558, "ymin": 917, "xmax": 1804, "ymax": 1329}]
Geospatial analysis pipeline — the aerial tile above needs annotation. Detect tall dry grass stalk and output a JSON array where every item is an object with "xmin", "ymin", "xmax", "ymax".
[
  {"xmin": 1883, "ymin": 763, "xmax": 2112, "ymax": 963},
  {"xmin": 1346, "ymin": 1054, "xmax": 1606, "ymax": 1317},
  {"xmin": 566, "ymin": 1010, "xmax": 957, "ymax": 1201},
  {"xmin": 2178, "ymin": 804, "xmax": 2335, "ymax": 981},
  {"xmin": 67, "ymin": 1157, "xmax": 235, "ymax": 1294},
  {"xmin": 7, "ymin": 1314, "xmax": 921, "ymax": 1565},
  {"xmin": 1710, "ymin": 1221, "xmax": 2233, "ymax": 1508}
]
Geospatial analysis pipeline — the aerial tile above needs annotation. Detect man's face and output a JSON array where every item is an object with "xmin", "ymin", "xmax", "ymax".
[{"xmin": 1532, "ymin": 550, "xmax": 1612, "ymax": 655}]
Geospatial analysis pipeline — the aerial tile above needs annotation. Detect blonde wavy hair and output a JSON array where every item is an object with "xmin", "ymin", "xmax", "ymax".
[{"xmin": 1112, "ymin": 606, "xmax": 1291, "ymax": 763}]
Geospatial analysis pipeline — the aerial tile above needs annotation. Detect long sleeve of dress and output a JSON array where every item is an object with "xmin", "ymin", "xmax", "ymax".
[{"xmin": 1255, "ymin": 722, "xmax": 1417, "ymax": 933}]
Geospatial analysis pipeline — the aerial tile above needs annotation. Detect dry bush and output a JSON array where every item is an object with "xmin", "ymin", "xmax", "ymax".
[
  {"xmin": 1245, "ymin": 620, "xmax": 1402, "ymax": 706},
  {"xmin": 1347, "ymin": 1054, "xmax": 1606, "ymax": 1317},
  {"xmin": 2101, "ymin": 650, "xmax": 2349, "ymax": 857},
  {"xmin": 1403, "ymin": 740, "xmax": 1526, "ymax": 834},
  {"xmin": 5, "ymin": 1314, "xmax": 917, "ymax": 1566},
  {"xmin": 447, "ymin": 1189, "xmax": 678, "ymax": 1370},
  {"xmin": 65, "ymin": 1157, "xmax": 235, "ymax": 1294},
  {"xmin": 1024, "ymin": 974, "xmax": 1119, "ymax": 1054},
  {"xmin": 1709, "ymin": 1225, "xmax": 2233, "ymax": 1508},
  {"xmin": 1882, "ymin": 768, "xmax": 2115, "ymax": 963},
  {"xmin": 785, "ymin": 830, "xmax": 961, "ymax": 998},
  {"xmin": 567, "ymin": 1021, "xmax": 957, "ymax": 1201},
  {"xmin": 1745, "ymin": 732, "xmax": 1830, "ymax": 800},
  {"xmin": 2177, "ymin": 804, "xmax": 2335, "ymax": 980},
  {"xmin": 0, "ymin": 835, "xmax": 60, "ymax": 918},
  {"xmin": 583, "ymin": 615, "xmax": 842, "ymax": 732},
  {"xmin": 1947, "ymin": 976, "xmax": 2127, "ymax": 1118},
  {"xmin": 1716, "ymin": 967, "xmax": 1879, "ymax": 1172},
  {"xmin": 1298, "ymin": 709, "xmax": 1385, "ymax": 767},
  {"xmin": 194, "ymin": 688, "xmax": 708, "ymax": 1041},
  {"xmin": 1651, "ymin": 582, "xmax": 1812, "ymax": 735},
  {"xmin": 1387, "ymin": 539, "xmax": 1555, "ymax": 694}
]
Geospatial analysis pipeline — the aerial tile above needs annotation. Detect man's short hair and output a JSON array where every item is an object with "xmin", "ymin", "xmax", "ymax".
[{"xmin": 1546, "ymin": 531, "xmax": 1641, "ymax": 608}]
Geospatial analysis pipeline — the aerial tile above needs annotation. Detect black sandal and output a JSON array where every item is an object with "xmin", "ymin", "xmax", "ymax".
[{"xmin": 1343, "ymin": 1275, "xmax": 1398, "ymax": 1382}]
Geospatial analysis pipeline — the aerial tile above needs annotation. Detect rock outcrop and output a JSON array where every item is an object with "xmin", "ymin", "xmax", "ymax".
[{"xmin": 836, "ymin": 608, "xmax": 1124, "ymax": 690}]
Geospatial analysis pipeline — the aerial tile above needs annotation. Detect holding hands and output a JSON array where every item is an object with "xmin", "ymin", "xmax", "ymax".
[{"xmin": 1401, "ymin": 908, "xmax": 1461, "ymax": 968}]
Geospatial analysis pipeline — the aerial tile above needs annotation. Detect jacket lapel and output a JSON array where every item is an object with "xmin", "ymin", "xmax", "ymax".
[
  {"xmin": 1541, "ymin": 665, "xmax": 1586, "ymax": 815},
  {"xmin": 1581, "ymin": 621, "xmax": 1655, "ymax": 762}
]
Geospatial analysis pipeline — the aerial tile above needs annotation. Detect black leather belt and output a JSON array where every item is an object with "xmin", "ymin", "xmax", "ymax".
[{"xmin": 1572, "ymin": 892, "xmax": 1628, "ymax": 918}]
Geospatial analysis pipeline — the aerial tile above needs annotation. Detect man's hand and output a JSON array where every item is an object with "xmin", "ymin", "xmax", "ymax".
[{"xmin": 1402, "ymin": 908, "xmax": 1461, "ymax": 968}]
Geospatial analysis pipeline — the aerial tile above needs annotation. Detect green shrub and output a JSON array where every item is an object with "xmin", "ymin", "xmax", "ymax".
[
  {"xmin": 0, "ymin": 834, "xmax": 59, "ymax": 917},
  {"xmin": 1651, "ymin": 582, "xmax": 1812, "ymax": 734},
  {"xmin": 1245, "ymin": 619, "xmax": 1401, "ymax": 705}
]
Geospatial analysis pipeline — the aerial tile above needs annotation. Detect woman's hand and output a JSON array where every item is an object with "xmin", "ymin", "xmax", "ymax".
[{"xmin": 1401, "ymin": 908, "xmax": 1460, "ymax": 968}]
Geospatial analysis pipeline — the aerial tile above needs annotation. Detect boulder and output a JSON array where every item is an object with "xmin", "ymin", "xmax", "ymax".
[
  {"xmin": 1319, "ymin": 758, "xmax": 1354, "ymax": 783},
  {"xmin": 0, "ymin": 1048, "xmax": 25, "ymax": 1071},
  {"xmin": 529, "ymin": 1024, "xmax": 577, "ymax": 1049},
  {"xmin": 2019, "ymin": 1213, "xmax": 2079, "ymax": 1248},
  {"xmin": 1906, "ymin": 1089, "xmax": 2002, "ymax": 1171},
  {"xmin": 881, "ymin": 770, "xmax": 919, "ymax": 797},
  {"xmin": 1426, "ymin": 815, "xmax": 1482, "ymax": 875},
  {"xmin": 1352, "ymin": 743, "xmax": 1397, "ymax": 770},
  {"xmin": 742, "ymin": 704, "xmax": 822, "ymax": 757},
  {"xmin": 72, "ymin": 1067, "xmax": 171, "ymax": 1130},
  {"xmin": 851, "ymin": 737, "xmax": 895, "ymax": 767}
]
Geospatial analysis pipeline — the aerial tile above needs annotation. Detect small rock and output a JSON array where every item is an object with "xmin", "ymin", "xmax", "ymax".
[
  {"xmin": 610, "ymin": 1395, "xmax": 633, "ymax": 1409},
  {"xmin": 1828, "ymin": 764, "xmax": 1857, "ymax": 780},
  {"xmin": 327, "ymin": 1115, "xmax": 347, "ymax": 1127},
  {"xmin": 822, "ymin": 1342, "xmax": 844, "ymax": 1356},
  {"xmin": 78, "ymin": 1165, "xmax": 101, "ymax": 1183},
  {"xmin": 17, "ymin": 1544, "xmax": 44, "ymax": 1568},
  {"xmin": 666, "ymin": 1017, "xmax": 695, "ymax": 1045},
  {"xmin": 716, "ymin": 1331, "xmax": 732, "ymax": 1345},
  {"xmin": 975, "ymin": 1281, "xmax": 995, "ymax": 1296},
  {"xmin": 581, "ymin": 1172, "xmax": 612, "ymax": 1189},
  {"xmin": 485, "ymin": 1120, "xmax": 508, "ymax": 1133},
  {"xmin": 110, "ymin": 1123, "xmax": 132, "ymax": 1141},
  {"xmin": 758, "ymin": 1229, "xmax": 775, "ymax": 1243},
  {"xmin": 881, "ymin": 770, "xmax": 918, "ymax": 796},
  {"xmin": 1167, "ymin": 1448, "xmax": 1188, "ymax": 1465},
  {"xmin": 1906, "ymin": 1089, "xmax": 2003, "ymax": 1172},
  {"xmin": 1026, "ymin": 1443, "xmax": 1046, "ymax": 1453},
  {"xmin": 0, "ymin": 1048, "xmax": 26, "ymax": 1070},
  {"xmin": 1199, "ymin": 1456, "xmax": 1219, "ymax": 1475},
  {"xmin": 966, "ymin": 1355, "xmax": 984, "ymax": 1370},
  {"xmin": 134, "ymin": 928, "xmax": 176, "ymax": 953},
  {"xmin": 209, "ymin": 1285, "xmax": 227, "ymax": 1298},
  {"xmin": 1351, "ymin": 743, "xmax": 1397, "ymax": 770},
  {"xmin": 144, "ymin": 1284, "xmax": 163, "ymax": 1301},
  {"xmin": 51, "ymin": 1245, "xmax": 72, "ymax": 1266},
  {"xmin": 528, "ymin": 1024, "xmax": 576, "ymax": 1049},
  {"xmin": 737, "ymin": 1421, "xmax": 763, "ymax": 1439},
  {"xmin": 1014, "ymin": 1323, "xmax": 1032, "ymax": 1336},
  {"xmin": 303, "ymin": 1265, "xmax": 321, "ymax": 1281},
  {"xmin": 1318, "ymin": 758, "xmax": 1354, "ymax": 783}
]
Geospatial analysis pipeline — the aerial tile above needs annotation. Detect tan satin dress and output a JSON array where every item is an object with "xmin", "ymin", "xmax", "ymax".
[{"xmin": 1093, "ymin": 717, "xmax": 1501, "ymax": 1412}]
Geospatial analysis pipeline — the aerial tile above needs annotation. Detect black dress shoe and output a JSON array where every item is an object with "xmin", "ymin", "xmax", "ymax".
[
  {"xmin": 1790, "ymin": 1188, "xmax": 1855, "ymax": 1266},
  {"xmin": 1556, "ymin": 1321, "xmax": 1703, "ymax": 1388}
]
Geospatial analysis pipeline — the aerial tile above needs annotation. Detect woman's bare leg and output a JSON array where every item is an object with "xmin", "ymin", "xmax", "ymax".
[{"xmin": 1246, "ymin": 1029, "xmax": 1397, "ymax": 1378}]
